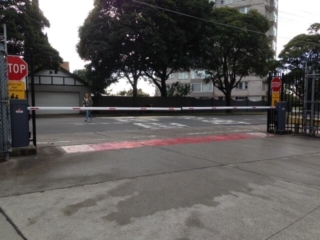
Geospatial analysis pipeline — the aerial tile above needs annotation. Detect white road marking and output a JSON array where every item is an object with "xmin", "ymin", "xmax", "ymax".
[
  {"xmin": 134, "ymin": 122, "xmax": 187, "ymax": 129},
  {"xmin": 38, "ymin": 141, "xmax": 71, "ymax": 145},
  {"xmin": 180, "ymin": 116, "xmax": 250, "ymax": 125},
  {"xmin": 61, "ymin": 145, "xmax": 95, "ymax": 153},
  {"xmin": 185, "ymin": 129, "xmax": 251, "ymax": 136},
  {"xmin": 116, "ymin": 117, "xmax": 158, "ymax": 123}
]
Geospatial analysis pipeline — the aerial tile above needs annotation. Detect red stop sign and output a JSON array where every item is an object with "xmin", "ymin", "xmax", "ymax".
[
  {"xmin": 8, "ymin": 55, "xmax": 28, "ymax": 81},
  {"xmin": 271, "ymin": 77, "xmax": 282, "ymax": 92}
]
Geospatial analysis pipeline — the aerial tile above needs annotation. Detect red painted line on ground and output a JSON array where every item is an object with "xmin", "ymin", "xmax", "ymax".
[{"xmin": 62, "ymin": 133, "xmax": 270, "ymax": 154}]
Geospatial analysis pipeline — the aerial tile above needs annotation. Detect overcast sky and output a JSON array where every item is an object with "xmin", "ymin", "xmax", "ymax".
[{"xmin": 39, "ymin": 0, "xmax": 320, "ymax": 93}]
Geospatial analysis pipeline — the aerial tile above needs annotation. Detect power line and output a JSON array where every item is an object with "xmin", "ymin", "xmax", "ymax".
[
  {"xmin": 133, "ymin": 0, "xmax": 266, "ymax": 35},
  {"xmin": 133, "ymin": 0, "xmax": 320, "ymax": 49}
]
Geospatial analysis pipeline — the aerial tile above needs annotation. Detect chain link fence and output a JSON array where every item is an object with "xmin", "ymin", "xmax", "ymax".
[{"xmin": 0, "ymin": 48, "xmax": 11, "ymax": 161}]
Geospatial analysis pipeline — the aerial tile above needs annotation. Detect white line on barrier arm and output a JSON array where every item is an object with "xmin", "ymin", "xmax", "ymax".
[
  {"xmin": 181, "ymin": 106, "xmax": 275, "ymax": 110},
  {"xmin": 27, "ymin": 107, "xmax": 181, "ymax": 111},
  {"xmin": 27, "ymin": 106, "xmax": 274, "ymax": 111}
]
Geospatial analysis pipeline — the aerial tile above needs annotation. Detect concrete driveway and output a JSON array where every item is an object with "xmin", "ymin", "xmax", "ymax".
[{"xmin": 1, "ymin": 116, "xmax": 320, "ymax": 240}]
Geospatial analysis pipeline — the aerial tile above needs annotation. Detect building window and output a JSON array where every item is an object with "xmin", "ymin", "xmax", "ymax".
[
  {"xmin": 238, "ymin": 6, "xmax": 250, "ymax": 14},
  {"xmin": 191, "ymin": 70, "xmax": 207, "ymax": 79},
  {"xmin": 272, "ymin": 40, "xmax": 277, "ymax": 51},
  {"xmin": 191, "ymin": 83, "xmax": 213, "ymax": 92},
  {"xmin": 271, "ymin": 11, "xmax": 277, "ymax": 22},
  {"xmin": 178, "ymin": 72, "xmax": 188, "ymax": 79},
  {"xmin": 235, "ymin": 82, "xmax": 248, "ymax": 90},
  {"xmin": 191, "ymin": 83, "xmax": 201, "ymax": 92},
  {"xmin": 202, "ymin": 83, "xmax": 213, "ymax": 92},
  {"xmin": 168, "ymin": 73, "xmax": 175, "ymax": 79},
  {"xmin": 273, "ymin": 26, "xmax": 277, "ymax": 36},
  {"xmin": 221, "ymin": 0, "xmax": 233, "ymax": 5},
  {"xmin": 272, "ymin": 0, "xmax": 278, "ymax": 9},
  {"xmin": 235, "ymin": 97, "xmax": 248, "ymax": 100}
]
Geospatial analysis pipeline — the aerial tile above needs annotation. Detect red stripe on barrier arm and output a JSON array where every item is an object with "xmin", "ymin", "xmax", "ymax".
[
  {"xmin": 252, "ymin": 107, "xmax": 257, "ymax": 109},
  {"xmin": 189, "ymin": 108, "xmax": 194, "ymax": 110},
  {"xmin": 212, "ymin": 107, "xmax": 217, "ymax": 110},
  {"xmin": 169, "ymin": 108, "xmax": 175, "ymax": 111},
  {"xmin": 109, "ymin": 108, "xmax": 116, "ymax": 111},
  {"xmin": 30, "ymin": 108, "xmax": 39, "ymax": 110},
  {"xmin": 73, "ymin": 108, "xmax": 81, "ymax": 110},
  {"xmin": 233, "ymin": 107, "xmax": 237, "ymax": 109},
  {"xmin": 141, "ymin": 108, "xmax": 147, "ymax": 111}
]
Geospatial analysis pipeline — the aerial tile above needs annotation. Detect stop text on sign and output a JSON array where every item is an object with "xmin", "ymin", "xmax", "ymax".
[
  {"xmin": 8, "ymin": 63, "xmax": 27, "ymax": 74},
  {"xmin": 271, "ymin": 81, "xmax": 281, "ymax": 88},
  {"xmin": 7, "ymin": 55, "xmax": 28, "ymax": 81},
  {"xmin": 271, "ymin": 77, "xmax": 282, "ymax": 92}
]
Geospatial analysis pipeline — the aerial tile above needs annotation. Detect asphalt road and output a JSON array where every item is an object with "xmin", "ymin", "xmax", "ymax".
[{"xmin": 35, "ymin": 114, "xmax": 267, "ymax": 135}]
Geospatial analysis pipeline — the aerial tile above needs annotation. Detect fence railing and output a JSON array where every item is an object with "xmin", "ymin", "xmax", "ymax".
[{"xmin": 0, "ymin": 49, "xmax": 11, "ymax": 160}]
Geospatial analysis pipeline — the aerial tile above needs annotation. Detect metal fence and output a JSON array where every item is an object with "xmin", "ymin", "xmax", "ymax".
[
  {"xmin": 0, "ymin": 47, "xmax": 11, "ymax": 160},
  {"xmin": 267, "ymin": 71, "xmax": 320, "ymax": 136},
  {"xmin": 93, "ymin": 96, "xmax": 267, "ymax": 112}
]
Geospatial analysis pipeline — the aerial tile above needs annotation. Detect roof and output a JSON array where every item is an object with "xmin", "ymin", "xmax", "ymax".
[{"xmin": 29, "ymin": 67, "xmax": 89, "ymax": 86}]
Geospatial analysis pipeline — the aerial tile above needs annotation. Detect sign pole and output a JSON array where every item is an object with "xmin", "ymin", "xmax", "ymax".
[{"xmin": 30, "ymin": 49, "xmax": 36, "ymax": 147}]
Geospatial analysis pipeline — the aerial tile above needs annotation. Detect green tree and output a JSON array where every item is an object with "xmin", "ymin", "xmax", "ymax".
[
  {"xmin": 279, "ymin": 23, "xmax": 320, "ymax": 72},
  {"xmin": 0, "ymin": 0, "xmax": 62, "ymax": 71},
  {"xmin": 73, "ymin": 65, "xmax": 117, "ymax": 96},
  {"xmin": 167, "ymin": 82, "xmax": 191, "ymax": 97},
  {"xmin": 140, "ymin": 0, "xmax": 214, "ymax": 97},
  {"xmin": 73, "ymin": 69, "xmax": 88, "ymax": 82},
  {"xmin": 278, "ymin": 23, "xmax": 320, "ymax": 101},
  {"xmin": 200, "ymin": 8, "xmax": 273, "ymax": 107},
  {"xmin": 77, "ymin": 0, "xmax": 214, "ymax": 97},
  {"xmin": 77, "ymin": 0, "xmax": 146, "ymax": 98}
]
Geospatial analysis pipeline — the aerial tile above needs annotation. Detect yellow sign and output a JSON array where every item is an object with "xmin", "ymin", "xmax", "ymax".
[
  {"xmin": 271, "ymin": 92, "xmax": 280, "ymax": 107},
  {"xmin": 8, "ymin": 81, "xmax": 26, "ymax": 99}
]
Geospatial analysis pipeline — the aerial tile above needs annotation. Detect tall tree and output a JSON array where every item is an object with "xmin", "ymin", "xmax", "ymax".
[
  {"xmin": 279, "ymin": 23, "xmax": 320, "ymax": 72},
  {"xmin": 279, "ymin": 23, "xmax": 320, "ymax": 101},
  {"xmin": 167, "ymin": 82, "xmax": 191, "ymax": 97},
  {"xmin": 77, "ymin": 1, "xmax": 119, "ymax": 96},
  {"xmin": 139, "ymin": 0, "xmax": 214, "ymax": 96},
  {"xmin": 200, "ymin": 8, "xmax": 273, "ymax": 107},
  {"xmin": 0, "ymin": 0, "xmax": 62, "ymax": 71},
  {"xmin": 77, "ymin": 0, "xmax": 214, "ymax": 97}
]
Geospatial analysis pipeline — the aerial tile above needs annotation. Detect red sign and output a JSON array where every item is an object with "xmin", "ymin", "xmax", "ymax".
[
  {"xmin": 8, "ymin": 55, "xmax": 28, "ymax": 81},
  {"xmin": 271, "ymin": 77, "xmax": 282, "ymax": 92}
]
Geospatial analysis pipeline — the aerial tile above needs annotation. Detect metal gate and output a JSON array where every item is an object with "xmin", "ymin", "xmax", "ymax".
[
  {"xmin": 0, "ymin": 26, "xmax": 11, "ymax": 161},
  {"xmin": 267, "ymin": 70, "xmax": 320, "ymax": 136}
]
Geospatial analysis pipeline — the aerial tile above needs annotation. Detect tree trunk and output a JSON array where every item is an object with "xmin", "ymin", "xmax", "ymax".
[
  {"xmin": 225, "ymin": 91, "xmax": 232, "ymax": 113},
  {"xmin": 160, "ymin": 78, "xmax": 167, "ymax": 97}
]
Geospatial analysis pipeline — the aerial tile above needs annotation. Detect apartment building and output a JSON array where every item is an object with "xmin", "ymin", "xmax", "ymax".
[{"xmin": 165, "ymin": 0, "xmax": 278, "ymax": 100}]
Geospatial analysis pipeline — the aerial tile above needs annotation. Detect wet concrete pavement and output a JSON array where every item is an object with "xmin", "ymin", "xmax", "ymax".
[{"xmin": 1, "ymin": 118, "xmax": 320, "ymax": 240}]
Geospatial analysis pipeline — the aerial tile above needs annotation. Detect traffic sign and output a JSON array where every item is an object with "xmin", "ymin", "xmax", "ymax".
[
  {"xmin": 8, "ymin": 55, "xmax": 28, "ymax": 81},
  {"xmin": 8, "ymin": 81, "xmax": 26, "ymax": 99},
  {"xmin": 271, "ymin": 92, "xmax": 280, "ymax": 107},
  {"xmin": 271, "ymin": 77, "xmax": 282, "ymax": 92}
]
